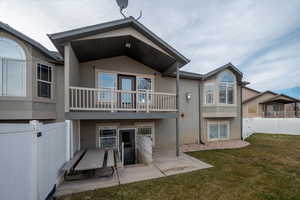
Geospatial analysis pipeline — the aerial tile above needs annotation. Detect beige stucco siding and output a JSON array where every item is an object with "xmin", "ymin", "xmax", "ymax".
[
  {"xmin": 242, "ymin": 87, "xmax": 260, "ymax": 101},
  {"xmin": 79, "ymin": 56, "xmax": 157, "ymax": 88}
]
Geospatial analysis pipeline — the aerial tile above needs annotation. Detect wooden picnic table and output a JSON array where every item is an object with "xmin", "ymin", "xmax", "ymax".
[{"xmin": 75, "ymin": 149, "xmax": 106, "ymax": 171}]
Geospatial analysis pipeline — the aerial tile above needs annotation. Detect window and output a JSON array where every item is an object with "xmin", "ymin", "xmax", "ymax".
[
  {"xmin": 137, "ymin": 127, "xmax": 152, "ymax": 138},
  {"xmin": 0, "ymin": 37, "xmax": 26, "ymax": 96},
  {"xmin": 205, "ymin": 83, "xmax": 214, "ymax": 104},
  {"xmin": 137, "ymin": 126, "xmax": 154, "ymax": 146},
  {"xmin": 218, "ymin": 71, "xmax": 235, "ymax": 104},
  {"xmin": 97, "ymin": 72, "xmax": 116, "ymax": 102},
  {"xmin": 137, "ymin": 77, "xmax": 152, "ymax": 103},
  {"xmin": 37, "ymin": 64, "xmax": 52, "ymax": 98},
  {"xmin": 99, "ymin": 128, "xmax": 117, "ymax": 149},
  {"xmin": 208, "ymin": 121, "xmax": 229, "ymax": 140}
]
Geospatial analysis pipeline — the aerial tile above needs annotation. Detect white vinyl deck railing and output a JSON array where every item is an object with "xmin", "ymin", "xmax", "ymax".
[
  {"xmin": 263, "ymin": 111, "xmax": 300, "ymax": 118},
  {"xmin": 69, "ymin": 86, "xmax": 177, "ymax": 112}
]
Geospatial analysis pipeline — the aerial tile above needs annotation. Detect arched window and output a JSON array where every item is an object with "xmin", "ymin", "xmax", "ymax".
[
  {"xmin": 0, "ymin": 37, "xmax": 26, "ymax": 96},
  {"xmin": 218, "ymin": 71, "xmax": 235, "ymax": 104}
]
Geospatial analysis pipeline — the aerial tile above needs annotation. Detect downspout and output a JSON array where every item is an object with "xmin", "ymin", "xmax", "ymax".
[
  {"xmin": 198, "ymin": 81, "xmax": 204, "ymax": 144},
  {"xmin": 240, "ymin": 83, "xmax": 243, "ymax": 140},
  {"xmin": 176, "ymin": 65, "xmax": 180, "ymax": 157}
]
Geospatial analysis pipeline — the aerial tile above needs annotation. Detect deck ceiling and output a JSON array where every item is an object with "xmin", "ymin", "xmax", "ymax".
[{"xmin": 71, "ymin": 36, "xmax": 177, "ymax": 73}]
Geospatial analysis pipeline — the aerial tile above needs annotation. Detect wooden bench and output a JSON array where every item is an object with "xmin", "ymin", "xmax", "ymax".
[{"xmin": 61, "ymin": 149, "xmax": 86, "ymax": 173}]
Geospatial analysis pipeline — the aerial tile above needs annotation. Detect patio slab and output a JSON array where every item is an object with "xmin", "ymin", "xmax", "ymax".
[
  {"xmin": 118, "ymin": 164, "xmax": 164, "ymax": 184},
  {"xmin": 153, "ymin": 151, "xmax": 212, "ymax": 176},
  {"xmin": 54, "ymin": 170, "xmax": 119, "ymax": 197},
  {"xmin": 54, "ymin": 152, "xmax": 212, "ymax": 198}
]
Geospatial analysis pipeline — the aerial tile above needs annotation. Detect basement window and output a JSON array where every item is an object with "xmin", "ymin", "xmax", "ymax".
[{"xmin": 208, "ymin": 121, "xmax": 230, "ymax": 141}]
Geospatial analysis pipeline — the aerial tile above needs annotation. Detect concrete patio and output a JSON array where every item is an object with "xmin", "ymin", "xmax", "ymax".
[{"xmin": 54, "ymin": 152, "xmax": 212, "ymax": 198}]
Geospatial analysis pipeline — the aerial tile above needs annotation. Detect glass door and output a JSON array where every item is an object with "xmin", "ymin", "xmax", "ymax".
[{"xmin": 118, "ymin": 75, "xmax": 136, "ymax": 109}]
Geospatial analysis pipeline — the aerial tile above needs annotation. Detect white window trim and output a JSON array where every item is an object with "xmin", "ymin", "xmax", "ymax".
[
  {"xmin": 36, "ymin": 63, "xmax": 53, "ymax": 99},
  {"xmin": 218, "ymin": 71, "xmax": 237, "ymax": 106},
  {"xmin": 204, "ymin": 82, "xmax": 214, "ymax": 105},
  {"xmin": 95, "ymin": 69, "xmax": 155, "ymax": 92},
  {"xmin": 97, "ymin": 126, "xmax": 118, "ymax": 149},
  {"xmin": 0, "ymin": 56, "xmax": 26, "ymax": 97},
  {"xmin": 207, "ymin": 120, "xmax": 230, "ymax": 141}
]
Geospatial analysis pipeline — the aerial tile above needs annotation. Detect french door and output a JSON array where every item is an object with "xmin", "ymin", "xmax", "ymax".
[{"xmin": 118, "ymin": 75, "xmax": 136, "ymax": 109}]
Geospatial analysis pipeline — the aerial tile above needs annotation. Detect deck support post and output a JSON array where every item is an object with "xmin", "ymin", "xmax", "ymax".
[{"xmin": 176, "ymin": 64, "xmax": 180, "ymax": 157}]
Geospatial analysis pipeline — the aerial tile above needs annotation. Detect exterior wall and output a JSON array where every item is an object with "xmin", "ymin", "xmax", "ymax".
[
  {"xmin": 79, "ymin": 56, "xmax": 200, "ymax": 146},
  {"xmin": 200, "ymin": 69, "xmax": 242, "ymax": 143},
  {"xmin": 243, "ymin": 93, "xmax": 276, "ymax": 118},
  {"xmin": 65, "ymin": 43, "xmax": 80, "ymax": 113},
  {"xmin": 79, "ymin": 56, "xmax": 156, "ymax": 88},
  {"xmin": 0, "ymin": 30, "xmax": 61, "ymax": 121},
  {"xmin": 201, "ymin": 70, "xmax": 239, "ymax": 118},
  {"xmin": 79, "ymin": 119, "xmax": 155, "ymax": 150},
  {"xmin": 242, "ymin": 87, "xmax": 260, "ymax": 101}
]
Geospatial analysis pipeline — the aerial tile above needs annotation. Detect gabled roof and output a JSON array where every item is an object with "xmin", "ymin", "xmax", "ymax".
[
  {"xmin": 203, "ymin": 63, "xmax": 243, "ymax": 80},
  {"xmin": 168, "ymin": 63, "xmax": 244, "ymax": 81},
  {"xmin": 48, "ymin": 17, "xmax": 189, "ymax": 65},
  {"xmin": 261, "ymin": 94, "xmax": 300, "ymax": 104},
  {"xmin": 0, "ymin": 21, "xmax": 62, "ymax": 63},
  {"xmin": 243, "ymin": 86, "xmax": 261, "ymax": 94},
  {"xmin": 243, "ymin": 91, "xmax": 277, "ymax": 104}
]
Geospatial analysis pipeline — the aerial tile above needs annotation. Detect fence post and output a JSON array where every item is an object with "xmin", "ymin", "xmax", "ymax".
[
  {"xmin": 66, "ymin": 120, "xmax": 71, "ymax": 161},
  {"xmin": 29, "ymin": 120, "xmax": 40, "ymax": 200}
]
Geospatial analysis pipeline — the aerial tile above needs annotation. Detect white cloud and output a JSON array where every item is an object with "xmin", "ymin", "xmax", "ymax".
[{"xmin": 0, "ymin": 0, "xmax": 300, "ymax": 90}]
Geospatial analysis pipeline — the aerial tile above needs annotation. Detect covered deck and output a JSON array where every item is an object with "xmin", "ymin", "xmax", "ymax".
[{"xmin": 260, "ymin": 95, "xmax": 300, "ymax": 118}]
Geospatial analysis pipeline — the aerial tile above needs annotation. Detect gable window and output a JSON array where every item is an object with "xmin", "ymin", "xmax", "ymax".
[
  {"xmin": 37, "ymin": 64, "xmax": 52, "ymax": 98},
  {"xmin": 0, "ymin": 37, "xmax": 26, "ymax": 96},
  {"xmin": 208, "ymin": 121, "xmax": 229, "ymax": 140},
  {"xmin": 204, "ymin": 83, "xmax": 214, "ymax": 104},
  {"xmin": 218, "ymin": 71, "xmax": 235, "ymax": 104}
]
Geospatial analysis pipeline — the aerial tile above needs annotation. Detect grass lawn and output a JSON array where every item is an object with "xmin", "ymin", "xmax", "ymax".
[{"xmin": 57, "ymin": 134, "xmax": 300, "ymax": 200}]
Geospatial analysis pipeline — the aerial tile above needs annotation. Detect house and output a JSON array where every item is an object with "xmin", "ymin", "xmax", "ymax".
[
  {"xmin": 0, "ymin": 21, "xmax": 64, "ymax": 122},
  {"xmin": 242, "ymin": 86, "xmax": 300, "ymax": 118},
  {"xmin": 0, "ymin": 17, "xmax": 245, "ymax": 166}
]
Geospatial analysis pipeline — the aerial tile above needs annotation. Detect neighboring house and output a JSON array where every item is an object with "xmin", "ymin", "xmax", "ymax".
[
  {"xmin": 242, "ymin": 86, "xmax": 300, "ymax": 118},
  {"xmin": 1, "ymin": 17, "xmax": 245, "ymax": 166}
]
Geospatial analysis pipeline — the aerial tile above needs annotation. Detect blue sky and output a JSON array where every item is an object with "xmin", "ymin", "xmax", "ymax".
[{"xmin": 0, "ymin": 0, "xmax": 299, "ymax": 93}]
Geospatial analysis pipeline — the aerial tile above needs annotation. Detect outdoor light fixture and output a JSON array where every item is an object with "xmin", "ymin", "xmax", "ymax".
[{"xmin": 186, "ymin": 92, "xmax": 192, "ymax": 101}]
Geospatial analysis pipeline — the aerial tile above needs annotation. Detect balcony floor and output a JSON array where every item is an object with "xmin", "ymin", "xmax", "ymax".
[{"xmin": 65, "ymin": 111, "xmax": 178, "ymax": 120}]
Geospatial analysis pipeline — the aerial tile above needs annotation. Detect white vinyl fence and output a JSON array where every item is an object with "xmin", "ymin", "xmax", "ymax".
[
  {"xmin": 0, "ymin": 121, "xmax": 68, "ymax": 200},
  {"xmin": 243, "ymin": 118, "xmax": 300, "ymax": 139}
]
